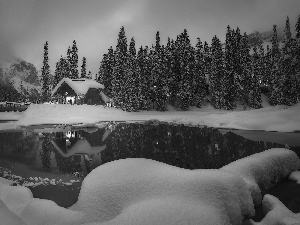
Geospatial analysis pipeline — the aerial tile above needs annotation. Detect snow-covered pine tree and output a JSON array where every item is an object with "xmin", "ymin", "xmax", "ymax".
[
  {"xmin": 176, "ymin": 29, "xmax": 194, "ymax": 110},
  {"xmin": 296, "ymin": 14, "xmax": 300, "ymax": 39},
  {"xmin": 281, "ymin": 16, "xmax": 298, "ymax": 106},
  {"xmin": 210, "ymin": 36, "xmax": 225, "ymax": 109},
  {"xmin": 168, "ymin": 38, "xmax": 180, "ymax": 108},
  {"xmin": 70, "ymin": 40, "xmax": 79, "ymax": 79},
  {"xmin": 98, "ymin": 46, "xmax": 115, "ymax": 96},
  {"xmin": 66, "ymin": 46, "xmax": 72, "ymax": 78},
  {"xmin": 155, "ymin": 45, "xmax": 169, "ymax": 111},
  {"xmin": 269, "ymin": 25, "xmax": 284, "ymax": 105},
  {"xmin": 149, "ymin": 37, "xmax": 159, "ymax": 110},
  {"xmin": 264, "ymin": 45, "xmax": 272, "ymax": 89},
  {"xmin": 203, "ymin": 41, "xmax": 211, "ymax": 78},
  {"xmin": 54, "ymin": 57, "xmax": 64, "ymax": 87},
  {"xmin": 150, "ymin": 31, "xmax": 168, "ymax": 111},
  {"xmin": 249, "ymin": 45, "xmax": 262, "ymax": 109},
  {"xmin": 239, "ymin": 32, "xmax": 253, "ymax": 107},
  {"xmin": 258, "ymin": 43, "xmax": 267, "ymax": 87},
  {"xmin": 112, "ymin": 26, "xmax": 128, "ymax": 109},
  {"xmin": 193, "ymin": 37, "xmax": 207, "ymax": 108},
  {"xmin": 81, "ymin": 57, "xmax": 87, "ymax": 78},
  {"xmin": 233, "ymin": 28, "xmax": 245, "ymax": 107},
  {"xmin": 295, "ymin": 14, "xmax": 300, "ymax": 101},
  {"xmin": 139, "ymin": 46, "xmax": 153, "ymax": 109},
  {"xmin": 283, "ymin": 16, "xmax": 292, "ymax": 44},
  {"xmin": 136, "ymin": 46, "xmax": 147, "ymax": 109},
  {"xmin": 123, "ymin": 37, "xmax": 139, "ymax": 111},
  {"xmin": 223, "ymin": 26, "xmax": 237, "ymax": 109},
  {"xmin": 41, "ymin": 41, "xmax": 51, "ymax": 102}
]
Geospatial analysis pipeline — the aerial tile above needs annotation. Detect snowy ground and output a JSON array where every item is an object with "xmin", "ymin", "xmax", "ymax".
[
  {"xmin": 1, "ymin": 103, "xmax": 300, "ymax": 224},
  {"xmin": 0, "ymin": 101, "xmax": 299, "ymax": 132},
  {"xmin": 1, "ymin": 148, "xmax": 300, "ymax": 225}
]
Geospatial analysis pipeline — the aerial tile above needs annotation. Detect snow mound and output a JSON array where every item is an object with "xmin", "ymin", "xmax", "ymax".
[
  {"xmin": 221, "ymin": 148, "xmax": 300, "ymax": 206},
  {"xmin": 245, "ymin": 194, "xmax": 300, "ymax": 225},
  {"xmin": 289, "ymin": 171, "xmax": 300, "ymax": 184},
  {"xmin": 71, "ymin": 158, "xmax": 254, "ymax": 225},
  {"xmin": 1, "ymin": 148, "xmax": 300, "ymax": 225}
]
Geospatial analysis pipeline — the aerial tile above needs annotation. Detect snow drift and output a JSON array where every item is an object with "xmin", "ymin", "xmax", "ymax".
[
  {"xmin": 221, "ymin": 148, "xmax": 300, "ymax": 206},
  {"xmin": 0, "ymin": 148, "xmax": 300, "ymax": 225}
]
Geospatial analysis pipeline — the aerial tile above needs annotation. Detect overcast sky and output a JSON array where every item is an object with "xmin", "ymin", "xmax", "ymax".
[{"xmin": 0, "ymin": 0, "xmax": 300, "ymax": 76}]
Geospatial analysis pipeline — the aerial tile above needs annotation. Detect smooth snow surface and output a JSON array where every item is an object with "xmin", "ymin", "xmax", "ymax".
[
  {"xmin": 221, "ymin": 148, "xmax": 300, "ymax": 206},
  {"xmin": 1, "ymin": 148, "xmax": 300, "ymax": 225},
  {"xmin": 289, "ymin": 171, "xmax": 300, "ymax": 184},
  {"xmin": 70, "ymin": 158, "xmax": 254, "ymax": 225},
  {"xmin": 244, "ymin": 194, "xmax": 300, "ymax": 225},
  {"xmin": 2, "ymin": 102, "xmax": 298, "ymax": 132}
]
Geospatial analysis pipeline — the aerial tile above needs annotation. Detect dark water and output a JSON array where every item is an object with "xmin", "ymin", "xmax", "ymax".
[{"xmin": 0, "ymin": 122, "xmax": 299, "ymax": 221}]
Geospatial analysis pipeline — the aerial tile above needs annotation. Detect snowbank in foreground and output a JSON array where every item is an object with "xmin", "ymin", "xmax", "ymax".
[
  {"xmin": 10, "ymin": 103, "xmax": 300, "ymax": 132},
  {"xmin": 1, "ymin": 148, "xmax": 300, "ymax": 225},
  {"xmin": 221, "ymin": 148, "xmax": 300, "ymax": 206}
]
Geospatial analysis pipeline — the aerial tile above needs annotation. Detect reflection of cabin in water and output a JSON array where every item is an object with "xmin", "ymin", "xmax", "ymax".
[{"xmin": 51, "ymin": 78, "xmax": 110, "ymax": 105}]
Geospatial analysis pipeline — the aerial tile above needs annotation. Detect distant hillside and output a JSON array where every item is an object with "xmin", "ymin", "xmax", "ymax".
[
  {"xmin": 0, "ymin": 59, "xmax": 46, "ymax": 102},
  {"xmin": 248, "ymin": 29, "xmax": 284, "ymax": 48}
]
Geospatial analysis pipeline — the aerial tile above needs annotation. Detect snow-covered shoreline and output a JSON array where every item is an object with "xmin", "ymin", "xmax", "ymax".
[
  {"xmin": 0, "ymin": 103, "xmax": 300, "ymax": 132},
  {"xmin": 1, "ymin": 104, "xmax": 300, "ymax": 224},
  {"xmin": 1, "ymin": 148, "xmax": 300, "ymax": 225}
]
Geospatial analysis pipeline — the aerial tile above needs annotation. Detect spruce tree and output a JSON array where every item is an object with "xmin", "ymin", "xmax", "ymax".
[
  {"xmin": 41, "ymin": 41, "xmax": 51, "ymax": 102},
  {"xmin": 249, "ymin": 45, "xmax": 262, "ymax": 109},
  {"xmin": 239, "ymin": 32, "xmax": 253, "ymax": 107},
  {"xmin": 98, "ymin": 46, "xmax": 115, "ymax": 96},
  {"xmin": 175, "ymin": 29, "xmax": 194, "ymax": 110},
  {"xmin": 295, "ymin": 14, "xmax": 300, "ymax": 101},
  {"xmin": 193, "ymin": 37, "xmax": 207, "ymax": 107},
  {"xmin": 150, "ymin": 31, "xmax": 168, "ymax": 111},
  {"xmin": 296, "ymin": 14, "xmax": 300, "ymax": 39},
  {"xmin": 66, "ymin": 46, "xmax": 72, "ymax": 78},
  {"xmin": 123, "ymin": 37, "xmax": 139, "ymax": 111},
  {"xmin": 155, "ymin": 45, "xmax": 169, "ymax": 111},
  {"xmin": 168, "ymin": 38, "xmax": 180, "ymax": 107},
  {"xmin": 54, "ymin": 57, "xmax": 64, "ymax": 87},
  {"xmin": 258, "ymin": 43, "xmax": 267, "ymax": 87},
  {"xmin": 81, "ymin": 57, "xmax": 87, "ymax": 78},
  {"xmin": 283, "ymin": 16, "xmax": 292, "ymax": 44},
  {"xmin": 281, "ymin": 16, "xmax": 298, "ymax": 105},
  {"xmin": 112, "ymin": 26, "xmax": 128, "ymax": 109},
  {"xmin": 269, "ymin": 25, "xmax": 283, "ymax": 105},
  {"xmin": 137, "ymin": 46, "xmax": 153, "ymax": 109},
  {"xmin": 210, "ymin": 36, "xmax": 225, "ymax": 109},
  {"xmin": 223, "ymin": 26, "xmax": 237, "ymax": 109},
  {"xmin": 70, "ymin": 40, "xmax": 79, "ymax": 79}
]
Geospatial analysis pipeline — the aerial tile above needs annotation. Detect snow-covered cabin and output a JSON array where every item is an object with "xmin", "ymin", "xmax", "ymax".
[{"xmin": 51, "ymin": 78, "xmax": 109, "ymax": 105}]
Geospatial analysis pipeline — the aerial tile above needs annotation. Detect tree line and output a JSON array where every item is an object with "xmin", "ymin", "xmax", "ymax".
[
  {"xmin": 40, "ymin": 40, "xmax": 95, "ymax": 102},
  {"xmin": 41, "ymin": 15, "xmax": 300, "ymax": 110}
]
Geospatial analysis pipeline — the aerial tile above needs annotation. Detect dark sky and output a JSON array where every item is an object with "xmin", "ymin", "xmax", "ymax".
[{"xmin": 0, "ymin": 0, "xmax": 299, "ymax": 77}]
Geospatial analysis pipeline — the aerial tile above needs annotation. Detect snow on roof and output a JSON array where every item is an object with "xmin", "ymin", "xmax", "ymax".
[{"xmin": 51, "ymin": 78, "xmax": 104, "ymax": 96}]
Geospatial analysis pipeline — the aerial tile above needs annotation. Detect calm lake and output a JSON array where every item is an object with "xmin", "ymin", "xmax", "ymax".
[{"xmin": 0, "ymin": 121, "xmax": 300, "ymax": 221}]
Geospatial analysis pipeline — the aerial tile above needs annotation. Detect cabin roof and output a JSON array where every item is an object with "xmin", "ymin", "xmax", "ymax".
[{"xmin": 52, "ymin": 78, "xmax": 105, "ymax": 96}]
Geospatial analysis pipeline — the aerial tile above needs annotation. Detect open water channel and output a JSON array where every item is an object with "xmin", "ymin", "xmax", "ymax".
[{"xmin": 0, "ymin": 121, "xmax": 300, "ymax": 222}]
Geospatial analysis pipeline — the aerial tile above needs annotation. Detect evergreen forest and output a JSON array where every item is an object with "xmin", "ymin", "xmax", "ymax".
[{"xmin": 40, "ymin": 15, "xmax": 300, "ymax": 111}]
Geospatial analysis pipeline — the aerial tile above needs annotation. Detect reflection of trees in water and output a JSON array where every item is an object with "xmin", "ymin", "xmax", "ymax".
[
  {"xmin": 40, "ymin": 133, "xmax": 54, "ymax": 170},
  {"xmin": 0, "ymin": 132, "xmax": 38, "ymax": 162},
  {"xmin": 101, "ymin": 123, "xmax": 285, "ymax": 169}
]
